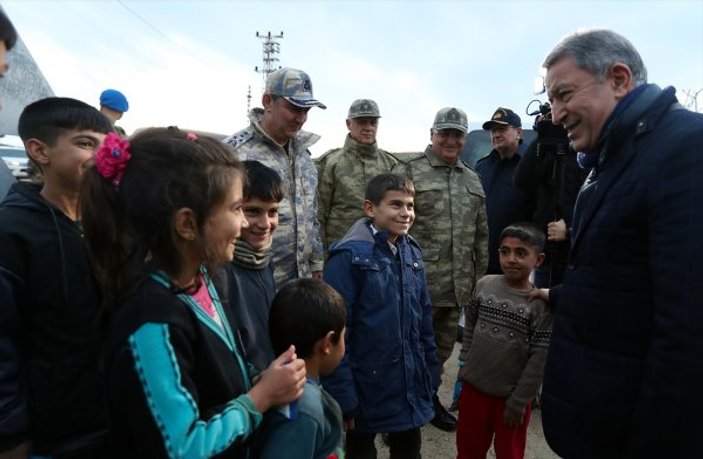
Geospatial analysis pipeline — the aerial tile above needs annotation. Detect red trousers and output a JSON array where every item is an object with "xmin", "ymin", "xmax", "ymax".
[{"xmin": 456, "ymin": 382, "xmax": 531, "ymax": 459}]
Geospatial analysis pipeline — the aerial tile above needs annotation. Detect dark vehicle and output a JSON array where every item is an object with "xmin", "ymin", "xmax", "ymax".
[{"xmin": 460, "ymin": 129, "xmax": 537, "ymax": 168}]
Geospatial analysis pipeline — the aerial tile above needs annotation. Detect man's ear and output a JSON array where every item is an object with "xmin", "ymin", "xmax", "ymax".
[
  {"xmin": 173, "ymin": 208, "xmax": 198, "ymax": 242},
  {"xmin": 346, "ymin": 118, "xmax": 352, "ymax": 131},
  {"xmin": 262, "ymin": 93, "xmax": 274, "ymax": 110},
  {"xmin": 25, "ymin": 139, "xmax": 51, "ymax": 167},
  {"xmin": 363, "ymin": 199, "xmax": 375, "ymax": 218},
  {"xmin": 610, "ymin": 62, "xmax": 634, "ymax": 98}
]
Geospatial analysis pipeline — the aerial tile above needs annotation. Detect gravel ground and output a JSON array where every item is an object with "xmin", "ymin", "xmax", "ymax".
[{"xmin": 375, "ymin": 342, "xmax": 560, "ymax": 458}]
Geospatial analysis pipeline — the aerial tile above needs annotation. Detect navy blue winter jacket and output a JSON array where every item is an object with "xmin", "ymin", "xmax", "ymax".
[
  {"xmin": 321, "ymin": 218, "xmax": 439, "ymax": 433},
  {"xmin": 223, "ymin": 261, "xmax": 276, "ymax": 372},
  {"xmin": 542, "ymin": 85, "xmax": 703, "ymax": 459}
]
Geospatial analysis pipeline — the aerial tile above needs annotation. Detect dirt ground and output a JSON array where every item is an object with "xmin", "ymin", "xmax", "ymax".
[{"xmin": 375, "ymin": 342, "xmax": 560, "ymax": 459}]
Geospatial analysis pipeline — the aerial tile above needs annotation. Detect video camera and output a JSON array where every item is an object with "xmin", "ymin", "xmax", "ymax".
[{"xmin": 526, "ymin": 100, "xmax": 571, "ymax": 155}]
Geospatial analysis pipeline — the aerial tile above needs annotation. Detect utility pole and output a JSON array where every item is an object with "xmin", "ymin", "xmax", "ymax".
[
  {"xmin": 246, "ymin": 85, "xmax": 251, "ymax": 117},
  {"xmin": 254, "ymin": 31, "xmax": 284, "ymax": 87}
]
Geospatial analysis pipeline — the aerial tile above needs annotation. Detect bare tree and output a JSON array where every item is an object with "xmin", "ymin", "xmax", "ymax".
[{"xmin": 680, "ymin": 88, "xmax": 703, "ymax": 112}]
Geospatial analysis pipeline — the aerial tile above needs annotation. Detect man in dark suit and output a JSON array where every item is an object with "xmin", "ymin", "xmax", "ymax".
[{"xmin": 539, "ymin": 29, "xmax": 703, "ymax": 459}]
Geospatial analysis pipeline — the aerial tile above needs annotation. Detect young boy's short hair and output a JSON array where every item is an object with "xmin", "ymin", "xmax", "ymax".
[
  {"xmin": 500, "ymin": 222, "xmax": 546, "ymax": 252},
  {"xmin": 18, "ymin": 97, "xmax": 113, "ymax": 145},
  {"xmin": 243, "ymin": 160, "xmax": 284, "ymax": 203},
  {"xmin": 365, "ymin": 173, "xmax": 415, "ymax": 205},
  {"xmin": 269, "ymin": 278, "xmax": 346, "ymax": 359}
]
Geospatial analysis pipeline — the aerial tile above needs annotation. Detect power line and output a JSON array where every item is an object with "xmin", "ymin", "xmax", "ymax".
[{"xmin": 115, "ymin": 0, "xmax": 205, "ymax": 67}]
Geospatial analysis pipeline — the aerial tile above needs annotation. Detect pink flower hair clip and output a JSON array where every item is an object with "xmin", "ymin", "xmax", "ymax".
[
  {"xmin": 95, "ymin": 132, "xmax": 132, "ymax": 187},
  {"xmin": 186, "ymin": 132, "xmax": 198, "ymax": 141}
]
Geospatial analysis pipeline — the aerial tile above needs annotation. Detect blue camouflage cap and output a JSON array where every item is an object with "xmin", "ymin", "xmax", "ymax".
[
  {"xmin": 265, "ymin": 67, "xmax": 326, "ymax": 109},
  {"xmin": 433, "ymin": 107, "xmax": 468, "ymax": 133}
]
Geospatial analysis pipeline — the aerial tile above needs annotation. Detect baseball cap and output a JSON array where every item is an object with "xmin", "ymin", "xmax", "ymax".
[
  {"xmin": 347, "ymin": 99, "xmax": 381, "ymax": 118},
  {"xmin": 482, "ymin": 107, "xmax": 521, "ymax": 130},
  {"xmin": 99, "ymin": 89, "xmax": 129, "ymax": 113},
  {"xmin": 265, "ymin": 67, "xmax": 326, "ymax": 109},
  {"xmin": 432, "ymin": 107, "xmax": 468, "ymax": 133}
]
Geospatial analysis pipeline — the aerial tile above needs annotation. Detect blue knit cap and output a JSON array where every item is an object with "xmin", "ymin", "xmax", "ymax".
[{"xmin": 99, "ymin": 89, "xmax": 129, "ymax": 113}]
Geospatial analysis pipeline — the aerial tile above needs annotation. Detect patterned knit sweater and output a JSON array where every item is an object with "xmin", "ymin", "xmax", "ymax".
[{"xmin": 458, "ymin": 275, "xmax": 552, "ymax": 416}]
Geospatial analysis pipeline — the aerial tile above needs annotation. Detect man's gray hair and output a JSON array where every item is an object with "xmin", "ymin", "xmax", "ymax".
[{"xmin": 543, "ymin": 29, "xmax": 648, "ymax": 87}]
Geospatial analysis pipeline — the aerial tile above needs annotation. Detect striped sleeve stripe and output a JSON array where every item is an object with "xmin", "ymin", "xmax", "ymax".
[{"xmin": 129, "ymin": 323, "xmax": 262, "ymax": 458}]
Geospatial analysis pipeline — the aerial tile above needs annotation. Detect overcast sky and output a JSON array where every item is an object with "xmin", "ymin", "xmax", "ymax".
[{"xmin": 3, "ymin": 0, "xmax": 703, "ymax": 156}]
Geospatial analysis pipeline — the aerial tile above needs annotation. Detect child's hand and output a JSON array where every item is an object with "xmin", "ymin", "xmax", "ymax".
[
  {"xmin": 248, "ymin": 345, "xmax": 306, "ymax": 413},
  {"xmin": 528, "ymin": 288, "xmax": 549, "ymax": 303},
  {"xmin": 503, "ymin": 406, "xmax": 525, "ymax": 428}
]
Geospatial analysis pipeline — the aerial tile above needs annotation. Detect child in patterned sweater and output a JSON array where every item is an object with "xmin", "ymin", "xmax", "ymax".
[{"xmin": 456, "ymin": 222, "xmax": 552, "ymax": 459}]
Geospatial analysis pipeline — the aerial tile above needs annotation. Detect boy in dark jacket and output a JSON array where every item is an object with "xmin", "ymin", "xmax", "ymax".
[
  {"xmin": 224, "ymin": 160, "xmax": 282, "ymax": 372},
  {"xmin": 0, "ymin": 97, "xmax": 112, "ymax": 457},
  {"xmin": 254, "ymin": 278, "xmax": 346, "ymax": 459},
  {"xmin": 322, "ymin": 173, "xmax": 439, "ymax": 459},
  {"xmin": 456, "ymin": 222, "xmax": 551, "ymax": 459}
]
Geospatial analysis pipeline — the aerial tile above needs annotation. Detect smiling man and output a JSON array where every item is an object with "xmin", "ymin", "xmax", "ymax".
[
  {"xmin": 225, "ymin": 67, "xmax": 326, "ymax": 286},
  {"xmin": 393, "ymin": 107, "xmax": 489, "ymax": 432},
  {"xmin": 475, "ymin": 108, "xmax": 534, "ymax": 274},
  {"xmin": 315, "ymin": 99, "xmax": 397, "ymax": 254},
  {"xmin": 538, "ymin": 29, "xmax": 703, "ymax": 459}
]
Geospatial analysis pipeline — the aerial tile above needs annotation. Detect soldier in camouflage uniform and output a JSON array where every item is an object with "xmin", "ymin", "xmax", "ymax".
[
  {"xmin": 393, "ymin": 107, "xmax": 489, "ymax": 432},
  {"xmin": 315, "ymin": 99, "xmax": 397, "ymax": 253},
  {"xmin": 224, "ymin": 67, "xmax": 326, "ymax": 286}
]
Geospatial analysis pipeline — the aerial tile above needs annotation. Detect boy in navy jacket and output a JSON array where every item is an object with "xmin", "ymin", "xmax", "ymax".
[
  {"xmin": 224, "ymin": 160, "xmax": 282, "ymax": 372},
  {"xmin": 322, "ymin": 173, "xmax": 439, "ymax": 458}
]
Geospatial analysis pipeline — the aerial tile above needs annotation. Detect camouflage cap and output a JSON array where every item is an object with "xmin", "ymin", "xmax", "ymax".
[
  {"xmin": 265, "ymin": 67, "xmax": 327, "ymax": 109},
  {"xmin": 432, "ymin": 107, "xmax": 468, "ymax": 133},
  {"xmin": 347, "ymin": 99, "xmax": 381, "ymax": 119},
  {"xmin": 482, "ymin": 107, "xmax": 522, "ymax": 130}
]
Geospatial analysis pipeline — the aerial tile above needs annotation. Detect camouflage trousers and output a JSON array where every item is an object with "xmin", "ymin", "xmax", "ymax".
[{"xmin": 431, "ymin": 305, "xmax": 461, "ymax": 372}]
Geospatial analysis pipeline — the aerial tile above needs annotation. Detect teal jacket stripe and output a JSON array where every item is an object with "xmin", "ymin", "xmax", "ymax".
[{"xmin": 129, "ymin": 323, "xmax": 262, "ymax": 458}]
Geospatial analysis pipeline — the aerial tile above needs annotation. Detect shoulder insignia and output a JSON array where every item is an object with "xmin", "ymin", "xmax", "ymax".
[{"xmin": 224, "ymin": 130, "xmax": 253, "ymax": 149}]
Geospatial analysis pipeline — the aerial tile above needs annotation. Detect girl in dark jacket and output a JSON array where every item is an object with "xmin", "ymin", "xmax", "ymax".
[{"xmin": 80, "ymin": 128, "xmax": 306, "ymax": 458}]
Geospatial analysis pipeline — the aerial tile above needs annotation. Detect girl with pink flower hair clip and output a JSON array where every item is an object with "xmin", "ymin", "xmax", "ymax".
[{"xmin": 80, "ymin": 127, "xmax": 306, "ymax": 457}]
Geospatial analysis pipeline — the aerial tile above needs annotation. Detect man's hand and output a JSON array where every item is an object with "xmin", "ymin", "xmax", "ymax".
[
  {"xmin": 344, "ymin": 418, "xmax": 355, "ymax": 431},
  {"xmin": 547, "ymin": 219, "xmax": 568, "ymax": 241},
  {"xmin": 528, "ymin": 288, "xmax": 549, "ymax": 303}
]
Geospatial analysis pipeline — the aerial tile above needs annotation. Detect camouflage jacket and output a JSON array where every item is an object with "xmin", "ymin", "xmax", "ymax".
[
  {"xmin": 315, "ymin": 134, "xmax": 397, "ymax": 252},
  {"xmin": 392, "ymin": 145, "xmax": 489, "ymax": 308},
  {"xmin": 224, "ymin": 108, "xmax": 324, "ymax": 286}
]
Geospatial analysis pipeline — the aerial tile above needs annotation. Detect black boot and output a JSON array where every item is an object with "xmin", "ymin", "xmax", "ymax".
[{"xmin": 430, "ymin": 393, "xmax": 457, "ymax": 431}]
